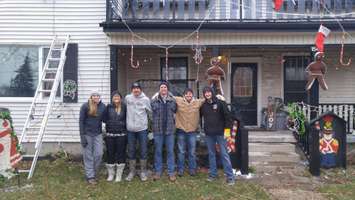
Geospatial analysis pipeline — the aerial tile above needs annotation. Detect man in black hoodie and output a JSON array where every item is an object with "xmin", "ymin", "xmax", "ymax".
[{"xmin": 200, "ymin": 86, "xmax": 235, "ymax": 185}]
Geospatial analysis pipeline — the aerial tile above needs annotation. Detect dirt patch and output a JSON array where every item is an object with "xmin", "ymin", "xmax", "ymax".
[{"xmin": 253, "ymin": 163, "xmax": 326, "ymax": 200}]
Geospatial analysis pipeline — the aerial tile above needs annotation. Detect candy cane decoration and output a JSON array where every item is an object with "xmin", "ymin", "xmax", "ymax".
[
  {"xmin": 339, "ymin": 32, "xmax": 352, "ymax": 67},
  {"xmin": 130, "ymin": 34, "xmax": 140, "ymax": 69}
]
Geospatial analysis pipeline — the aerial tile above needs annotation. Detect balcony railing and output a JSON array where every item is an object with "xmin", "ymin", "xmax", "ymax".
[{"xmin": 106, "ymin": 0, "xmax": 355, "ymax": 22}]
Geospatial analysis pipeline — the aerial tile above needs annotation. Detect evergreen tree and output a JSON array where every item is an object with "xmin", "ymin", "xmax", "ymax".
[{"xmin": 9, "ymin": 54, "xmax": 35, "ymax": 97}]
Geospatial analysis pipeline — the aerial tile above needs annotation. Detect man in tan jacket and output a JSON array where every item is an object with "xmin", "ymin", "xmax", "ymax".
[{"xmin": 175, "ymin": 88, "xmax": 204, "ymax": 176}]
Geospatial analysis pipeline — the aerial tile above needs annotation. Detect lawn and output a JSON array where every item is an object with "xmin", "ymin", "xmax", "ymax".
[{"xmin": 1, "ymin": 156, "xmax": 270, "ymax": 200}]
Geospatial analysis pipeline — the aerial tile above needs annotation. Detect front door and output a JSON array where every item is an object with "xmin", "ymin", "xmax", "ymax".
[{"xmin": 231, "ymin": 63, "xmax": 258, "ymax": 126}]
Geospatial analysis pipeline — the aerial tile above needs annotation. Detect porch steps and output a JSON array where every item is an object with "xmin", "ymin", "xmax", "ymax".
[{"xmin": 248, "ymin": 130, "xmax": 303, "ymax": 170}]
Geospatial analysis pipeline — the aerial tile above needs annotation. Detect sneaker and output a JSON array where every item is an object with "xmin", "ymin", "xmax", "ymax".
[
  {"xmin": 177, "ymin": 171, "xmax": 184, "ymax": 177},
  {"xmin": 207, "ymin": 176, "xmax": 216, "ymax": 182},
  {"xmin": 87, "ymin": 178, "xmax": 97, "ymax": 185},
  {"xmin": 227, "ymin": 179, "xmax": 235, "ymax": 186},
  {"xmin": 189, "ymin": 170, "xmax": 197, "ymax": 176},
  {"xmin": 169, "ymin": 175, "xmax": 177, "ymax": 182},
  {"xmin": 153, "ymin": 173, "xmax": 161, "ymax": 181}
]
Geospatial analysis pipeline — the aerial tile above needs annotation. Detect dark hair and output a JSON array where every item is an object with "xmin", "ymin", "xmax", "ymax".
[
  {"xmin": 131, "ymin": 82, "xmax": 142, "ymax": 90},
  {"xmin": 111, "ymin": 90, "xmax": 122, "ymax": 98},
  {"xmin": 183, "ymin": 88, "xmax": 194, "ymax": 95},
  {"xmin": 159, "ymin": 81, "xmax": 169, "ymax": 89}
]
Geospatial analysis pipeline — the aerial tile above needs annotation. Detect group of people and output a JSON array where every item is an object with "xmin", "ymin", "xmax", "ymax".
[{"xmin": 79, "ymin": 81, "xmax": 236, "ymax": 186}]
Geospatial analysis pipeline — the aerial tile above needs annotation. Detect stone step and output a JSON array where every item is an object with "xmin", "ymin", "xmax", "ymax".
[
  {"xmin": 248, "ymin": 130, "xmax": 296, "ymax": 143},
  {"xmin": 249, "ymin": 154, "xmax": 301, "ymax": 166},
  {"xmin": 249, "ymin": 143, "xmax": 298, "ymax": 153}
]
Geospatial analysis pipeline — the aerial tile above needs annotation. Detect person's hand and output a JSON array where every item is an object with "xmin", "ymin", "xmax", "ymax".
[{"xmin": 80, "ymin": 135, "xmax": 88, "ymax": 148}]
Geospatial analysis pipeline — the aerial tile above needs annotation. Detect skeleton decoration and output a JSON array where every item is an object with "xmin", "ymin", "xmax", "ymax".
[
  {"xmin": 305, "ymin": 52, "xmax": 328, "ymax": 91},
  {"xmin": 206, "ymin": 57, "xmax": 226, "ymax": 95}
]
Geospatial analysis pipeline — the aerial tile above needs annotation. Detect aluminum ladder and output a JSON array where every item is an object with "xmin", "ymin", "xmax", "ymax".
[{"xmin": 19, "ymin": 35, "xmax": 70, "ymax": 179}]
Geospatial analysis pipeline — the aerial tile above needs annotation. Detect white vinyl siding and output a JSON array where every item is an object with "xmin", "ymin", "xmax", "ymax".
[{"xmin": 0, "ymin": 0, "xmax": 110, "ymax": 142}]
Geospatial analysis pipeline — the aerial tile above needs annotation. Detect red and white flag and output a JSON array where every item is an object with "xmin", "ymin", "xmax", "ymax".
[
  {"xmin": 315, "ymin": 25, "xmax": 331, "ymax": 53},
  {"xmin": 273, "ymin": 0, "xmax": 284, "ymax": 11}
]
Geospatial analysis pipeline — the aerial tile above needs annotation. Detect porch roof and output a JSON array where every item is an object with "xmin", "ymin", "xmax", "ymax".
[{"xmin": 107, "ymin": 31, "xmax": 355, "ymax": 46}]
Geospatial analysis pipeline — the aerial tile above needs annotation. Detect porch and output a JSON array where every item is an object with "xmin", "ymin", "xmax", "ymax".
[{"xmin": 110, "ymin": 45, "xmax": 355, "ymax": 131}]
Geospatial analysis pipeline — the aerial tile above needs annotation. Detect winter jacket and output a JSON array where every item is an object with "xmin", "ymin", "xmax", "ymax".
[
  {"xmin": 79, "ymin": 101, "xmax": 106, "ymax": 136},
  {"xmin": 151, "ymin": 94, "xmax": 177, "ymax": 135},
  {"xmin": 104, "ymin": 103, "xmax": 127, "ymax": 134},
  {"xmin": 200, "ymin": 98, "xmax": 232, "ymax": 136},
  {"xmin": 125, "ymin": 92, "xmax": 151, "ymax": 132},
  {"xmin": 175, "ymin": 97, "xmax": 204, "ymax": 133}
]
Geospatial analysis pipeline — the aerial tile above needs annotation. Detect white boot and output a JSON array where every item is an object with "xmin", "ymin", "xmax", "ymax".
[
  {"xmin": 115, "ymin": 163, "xmax": 125, "ymax": 182},
  {"xmin": 106, "ymin": 164, "xmax": 115, "ymax": 182}
]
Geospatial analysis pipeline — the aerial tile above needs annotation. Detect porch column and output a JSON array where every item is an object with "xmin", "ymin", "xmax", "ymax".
[{"xmin": 110, "ymin": 45, "xmax": 119, "ymax": 99}]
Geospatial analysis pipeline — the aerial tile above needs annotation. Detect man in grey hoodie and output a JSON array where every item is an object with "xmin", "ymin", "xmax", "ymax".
[{"xmin": 125, "ymin": 82, "xmax": 151, "ymax": 181}]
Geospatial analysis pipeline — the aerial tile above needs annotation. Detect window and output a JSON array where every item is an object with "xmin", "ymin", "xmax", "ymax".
[
  {"xmin": 233, "ymin": 67, "xmax": 253, "ymax": 97},
  {"xmin": 41, "ymin": 47, "xmax": 62, "ymax": 98},
  {"xmin": 160, "ymin": 57, "xmax": 188, "ymax": 96},
  {"xmin": 0, "ymin": 45, "xmax": 39, "ymax": 97},
  {"xmin": 283, "ymin": 55, "xmax": 311, "ymax": 104}
]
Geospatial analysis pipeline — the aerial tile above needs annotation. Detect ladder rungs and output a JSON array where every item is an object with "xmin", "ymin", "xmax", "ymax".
[
  {"xmin": 18, "ymin": 169, "xmax": 30, "ymax": 173},
  {"xmin": 42, "ymin": 79, "xmax": 55, "ymax": 82},
  {"xmin": 45, "ymin": 68, "xmax": 58, "ymax": 72},
  {"xmin": 38, "ymin": 89, "xmax": 52, "ymax": 93},
  {"xmin": 52, "ymin": 48, "xmax": 62, "ymax": 51},
  {"xmin": 26, "ymin": 126, "xmax": 41, "ymax": 129},
  {"xmin": 22, "ymin": 154, "xmax": 35, "ymax": 158},
  {"xmin": 48, "ymin": 57, "xmax": 61, "ymax": 61},
  {"xmin": 31, "ymin": 113, "xmax": 44, "ymax": 117}
]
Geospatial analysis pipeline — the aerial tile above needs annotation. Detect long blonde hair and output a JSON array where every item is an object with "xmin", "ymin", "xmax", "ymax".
[{"xmin": 88, "ymin": 98, "xmax": 98, "ymax": 116}]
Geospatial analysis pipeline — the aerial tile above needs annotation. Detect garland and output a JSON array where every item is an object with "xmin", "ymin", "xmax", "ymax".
[
  {"xmin": 0, "ymin": 110, "xmax": 21, "ymax": 151},
  {"xmin": 287, "ymin": 103, "xmax": 306, "ymax": 136}
]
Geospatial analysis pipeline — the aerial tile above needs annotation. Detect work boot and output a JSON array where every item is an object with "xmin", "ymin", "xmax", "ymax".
[
  {"xmin": 125, "ymin": 160, "xmax": 136, "ymax": 181},
  {"xmin": 115, "ymin": 163, "xmax": 125, "ymax": 182},
  {"xmin": 105, "ymin": 164, "xmax": 115, "ymax": 182},
  {"xmin": 139, "ymin": 159, "xmax": 148, "ymax": 181}
]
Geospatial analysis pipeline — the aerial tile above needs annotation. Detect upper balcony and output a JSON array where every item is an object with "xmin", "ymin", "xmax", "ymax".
[{"xmin": 101, "ymin": 0, "xmax": 355, "ymax": 32}]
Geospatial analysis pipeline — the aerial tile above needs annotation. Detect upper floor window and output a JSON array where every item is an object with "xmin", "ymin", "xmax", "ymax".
[{"xmin": 0, "ymin": 45, "xmax": 39, "ymax": 97}]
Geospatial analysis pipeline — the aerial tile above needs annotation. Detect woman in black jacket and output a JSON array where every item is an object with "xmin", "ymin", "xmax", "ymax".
[{"xmin": 104, "ymin": 91, "xmax": 127, "ymax": 182}]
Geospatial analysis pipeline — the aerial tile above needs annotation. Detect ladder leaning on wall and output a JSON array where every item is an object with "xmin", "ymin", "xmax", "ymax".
[{"xmin": 19, "ymin": 35, "xmax": 70, "ymax": 179}]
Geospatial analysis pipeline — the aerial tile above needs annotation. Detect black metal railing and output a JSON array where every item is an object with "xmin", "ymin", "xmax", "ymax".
[{"xmin": 107, "ymin": 0, "xmax": 355, "ymax": 22}]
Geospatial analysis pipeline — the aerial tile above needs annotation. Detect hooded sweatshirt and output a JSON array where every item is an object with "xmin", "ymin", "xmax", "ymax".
[{"xmin": 125, "ymin": 92, "xmax": 151, "ymax": 132}]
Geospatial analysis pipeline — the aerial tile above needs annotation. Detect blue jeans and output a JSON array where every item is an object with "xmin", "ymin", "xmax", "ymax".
[
  {"xmin": 205, "ymin": 135, "xmax": 235, "ymax": 181},
  {"xmin": 127, "ymin": 130, "xmax": 148, "ymax": 160},
  {"xmin": 177, "ymin": 129, "xmax": 197, "ymax": 174},
  {"xmin": 154, "ymin": 133, "xmax": 175, "ymax": 176},
  {"xmin": 82, "ymin": 134, "xmax": 104, "ymax": 180}
]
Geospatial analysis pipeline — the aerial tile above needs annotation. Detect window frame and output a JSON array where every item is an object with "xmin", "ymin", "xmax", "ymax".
[
  {"xmin": 0, "ymin": 45, "xmax": 63, "ymax": 102},
  {"xmin": 0, "ymin": 45, "xmax": 41, "ymax": 102},
  {"xmin": 39, "ymin": 46, "xmax": 64, "ymax": 102},
  {"xmin": 159, "ymin": 56, "xmax": 189, "ymax": 95}
]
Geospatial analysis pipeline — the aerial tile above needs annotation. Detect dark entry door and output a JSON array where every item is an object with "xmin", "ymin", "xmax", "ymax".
[{"xmin": 231, "ymin": 63, "xmax": 258, "ymax": 126}]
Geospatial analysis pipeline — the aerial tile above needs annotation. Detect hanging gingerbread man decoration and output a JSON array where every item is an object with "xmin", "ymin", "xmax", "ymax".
[
  {"xmin": 305, "ymin": 52, "xmax": 328, "ymax": 91},
  {"xmin": 206, "ymin": 57, "xmax": 226, "ymax": 95}
]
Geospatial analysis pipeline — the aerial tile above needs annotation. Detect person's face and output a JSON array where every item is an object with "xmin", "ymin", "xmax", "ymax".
[
  {"xmin": 113, "ymin": 95, "xmax": 121, "ymax": 104},
  {"xmin": 159, "ymin": 84, "xmax": 168, "ymax": 96},
  {"xmin": 132, "ymin": 87, "xmax": 142, "ymax": 97},
  {"xmin": 184, "ymin": 91, "xmax": 193, "ymax": 102},
  {"xmin": 316, "ymin": 54, "xmax": 323, "ymax": 61},
  {"xmin": 91, "ymin": 95, "xmax": 100, "ymax": 104},
  {"xmin": 204, "ymin": 91, "xmax": 212, "ymax": 100}
]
